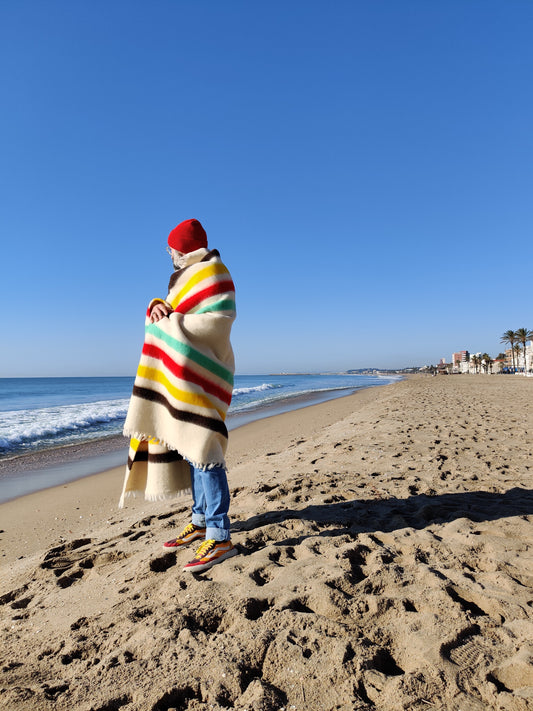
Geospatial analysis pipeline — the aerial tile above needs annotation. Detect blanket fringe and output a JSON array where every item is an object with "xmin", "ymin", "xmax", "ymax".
[{"xmin": 119, "ymin": 488, "xmax": 192, "ymax": 509}]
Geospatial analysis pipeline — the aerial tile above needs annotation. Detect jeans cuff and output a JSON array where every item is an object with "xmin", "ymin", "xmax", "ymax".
[
  {"xmin": 206, "ymin": 526, "xmax": 230, "ymax": 542},
  {"xmin": 192, "ymin": 514, "xmax": 206, "ymax": 527}
]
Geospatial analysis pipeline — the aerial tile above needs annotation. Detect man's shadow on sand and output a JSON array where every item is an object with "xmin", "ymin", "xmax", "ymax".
[{"xmin": 231, "ymin": 487, "xmax": 533, "ymax": 546}]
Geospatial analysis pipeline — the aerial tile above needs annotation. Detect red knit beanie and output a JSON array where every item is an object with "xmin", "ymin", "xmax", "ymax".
[{"xmin": 167, "ymin": 219, "xmax": 208, "ymax": 253}]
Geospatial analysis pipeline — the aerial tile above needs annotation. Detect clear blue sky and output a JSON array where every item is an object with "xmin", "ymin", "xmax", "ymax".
[{"xmin": 1, "ymin": 1, "xmax": 532, "ymax": 376}]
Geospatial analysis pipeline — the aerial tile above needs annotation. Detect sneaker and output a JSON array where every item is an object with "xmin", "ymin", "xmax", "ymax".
[
  {"xmin": 163, "ymin": 523, "xmax": 206, "ymax": 548},
  {"xmin": 183, "ymin": 539, "xmax": 238, "ymax": 573}
]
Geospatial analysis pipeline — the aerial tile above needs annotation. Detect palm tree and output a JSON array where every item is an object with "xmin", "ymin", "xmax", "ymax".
[
  {"xmin": 513, "ymin": 344, "xmax": 522, "ymax": 371},
  {"xmin": 514, "ymin": 328, "xmax": 533, "ymax": 373},
  {"xmin": 500, "ymin": 330, "xmax": 517, "ymax": 372},
  {"xmin": 481, "ymin": 353, "xmax": 493, "ymax": 374},
  {"xmin": 471, "ymin": 354, "xmax": 480, "ymax": 374}
]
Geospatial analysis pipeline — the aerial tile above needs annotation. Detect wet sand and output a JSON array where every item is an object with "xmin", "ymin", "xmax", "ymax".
[{"xmin": 1, "ymin": 375, "xmax": 532, "ymax": 710}]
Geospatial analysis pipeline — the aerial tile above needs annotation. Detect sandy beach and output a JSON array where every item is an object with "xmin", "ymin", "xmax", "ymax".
[{"xmin": 1, "ymin": 375, "xmax": 532, "ymax": 710}]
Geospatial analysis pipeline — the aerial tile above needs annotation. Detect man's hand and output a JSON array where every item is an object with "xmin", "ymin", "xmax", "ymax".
[{"xmin": 149, "ymin": 303, "xmax": 172, "ymax": 323}]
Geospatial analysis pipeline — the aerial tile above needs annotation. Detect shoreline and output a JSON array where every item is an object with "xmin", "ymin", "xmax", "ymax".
[
  {"xmin": 0, "ymin": 379, "xmax": 399, "ymax": 504},
  {"xmin": 0, "ymin": 434, "xmax": 127, "ymax": 475}
]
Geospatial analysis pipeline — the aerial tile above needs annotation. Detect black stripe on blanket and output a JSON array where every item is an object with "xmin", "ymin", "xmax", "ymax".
[
  {"xmin": 132, "ymin": 385, "xmax": 229, "ymax": 438},
  {"xmin": 127, "ymin": 449, "xmax": 185, "ymax": 470}
]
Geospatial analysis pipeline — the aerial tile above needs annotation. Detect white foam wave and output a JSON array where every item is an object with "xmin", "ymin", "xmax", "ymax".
[
  {"xmin": 232, "ymin": 383, "xmax": 282, "ymax": 396},
  {"xmin": 229, "ymin": 383, "xmax": 359, "ymax": 414},
  {"xmin": 0, "ymin": 398, "xmax": 129, "ymax": 451}
]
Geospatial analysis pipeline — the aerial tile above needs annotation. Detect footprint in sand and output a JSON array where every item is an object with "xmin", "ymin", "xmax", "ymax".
[
  {"xmin": 39, "ymin": 536, "xmax": 133, "ymax": 588},
  {"xmin": 0, "ymin": 584, "xmax": 30, "ymax": 608},
  {"xmin": 148, "ymin": 551, "xmax": 177, "ymax": 573}
]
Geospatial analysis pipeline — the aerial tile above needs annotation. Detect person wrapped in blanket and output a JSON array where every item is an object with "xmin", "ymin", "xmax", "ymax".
[{"xmin": 121, "ymin": 219, "xmax": 238, "ymax": 573}]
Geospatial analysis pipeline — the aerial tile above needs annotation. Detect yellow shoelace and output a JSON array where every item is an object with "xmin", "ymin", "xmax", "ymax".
[{"xmin": 195, "ymin": 539, "xmax": 216, "ymax": 559}]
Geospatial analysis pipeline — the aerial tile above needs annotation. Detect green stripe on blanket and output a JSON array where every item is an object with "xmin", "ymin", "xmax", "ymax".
[
  {"xmin": 194, "ymin": 299, "xmax": 236, "ymax": 315},
  {"xmin": 146, "ymin": 322, "xmax": 234, "ymax": 386}
]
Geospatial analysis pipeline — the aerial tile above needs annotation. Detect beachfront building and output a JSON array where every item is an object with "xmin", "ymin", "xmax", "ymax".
[
  {"xmin": 437, "ymin": 358, "xmax": 452, "ymax": 374},
  {"xmin": 503, "ymin": 348, "xmax": 515, "ymax": 372},
  {"xmin": 449, "ymin": 343, "xmax": 531, "ymax": 375},
  {"xmin": 493, "ymin": 358, "xmax": 505, "ymax": 374},
  {"xmin": 452, "ymin": 351, "xmax": 469, "ymax": 374}
]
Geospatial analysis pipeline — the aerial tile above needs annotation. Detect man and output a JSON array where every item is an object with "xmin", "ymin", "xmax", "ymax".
[{"xmin": 120, "ymin": 218, "xmax": 237, "ymax": 573}]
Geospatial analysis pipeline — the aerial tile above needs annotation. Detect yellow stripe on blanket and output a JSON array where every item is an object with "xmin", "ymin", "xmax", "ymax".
[
  {"xmin": 129, "ymin": 436, "xmax": 160, "ymax": 450},
  {"xmin": 136, "ymin": 365, "xmax": 226, "ymax": 420},
  {"xmin": 169, "ymin": 263, "xmax": 229, "ymax": 310}
]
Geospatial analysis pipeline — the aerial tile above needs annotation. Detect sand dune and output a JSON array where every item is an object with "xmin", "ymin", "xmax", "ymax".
[{"xmin": 1, "ymin": 375, "xmax": 532, "ymax": 710}]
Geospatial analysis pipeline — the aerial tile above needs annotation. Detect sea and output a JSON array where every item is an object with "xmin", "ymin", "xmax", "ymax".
[{"xmin": 0, "ymin": 373, "xmax": 400, "ymax": 502}]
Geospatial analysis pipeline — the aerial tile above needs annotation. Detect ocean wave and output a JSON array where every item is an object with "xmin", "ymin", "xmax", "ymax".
[
  {"xmin": 0, "ymin": 399, "xmax": 129, "ymax": 453},
  {"xmin": 229, "ymin": 383, "xmax": 360, "ymax": 414},
  {"xmin": 232, "ymin": 383, "xmax": 283, "ymax": 396},
  {"xmin": 0, "ymin": 375, "xmax": 401, "ymax": 457}
]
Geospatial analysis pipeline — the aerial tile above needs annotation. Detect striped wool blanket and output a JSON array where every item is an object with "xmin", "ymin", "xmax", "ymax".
[{"xmin": 120, "ymin": 247, "xmax": 236, "ymax": 505}]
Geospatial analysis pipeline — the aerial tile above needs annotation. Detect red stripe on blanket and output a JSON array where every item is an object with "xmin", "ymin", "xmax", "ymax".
[
  {"xmin": 141, "ymin": 342, "xmax": 233, "ymax": 405},
  {"xmin": 173, "ymin": 280, "xmax": 235, "ymax": 315}
]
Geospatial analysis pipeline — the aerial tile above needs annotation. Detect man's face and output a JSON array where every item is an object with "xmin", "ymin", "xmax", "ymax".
[{"xmin": 170, "ymin": 249, "xmax": 186, "ymax": 269}]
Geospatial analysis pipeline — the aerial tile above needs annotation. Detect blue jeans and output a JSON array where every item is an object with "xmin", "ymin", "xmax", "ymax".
[{"xmin": 189, "ymin": 463, "xmax": 230, "ymax": 541}]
